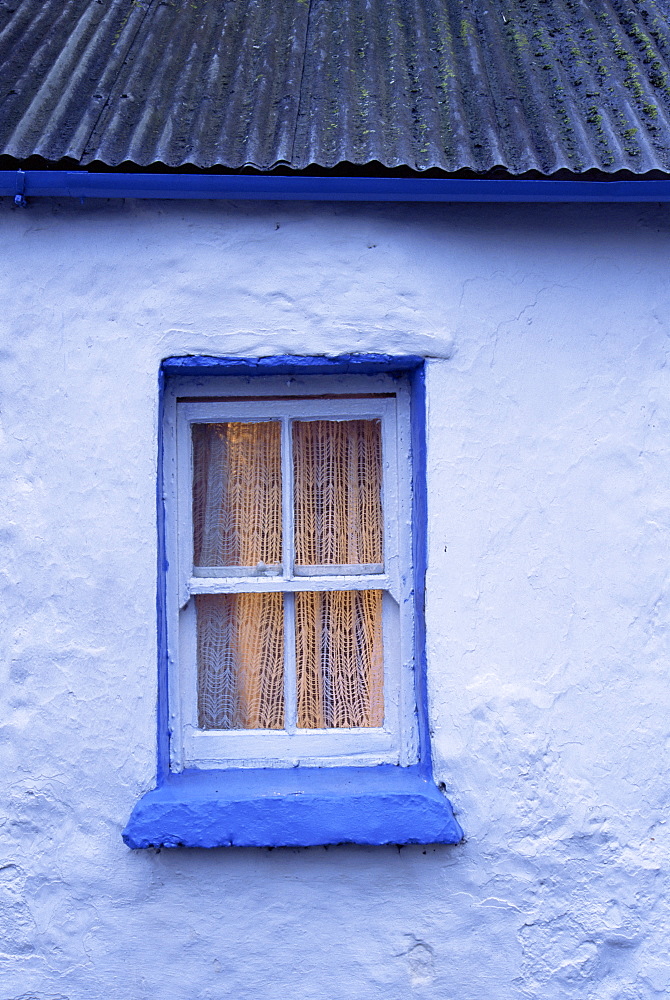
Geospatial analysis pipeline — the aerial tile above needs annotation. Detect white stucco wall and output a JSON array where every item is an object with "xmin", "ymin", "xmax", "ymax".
[{"xmin": 1, "ymin": 197, "xmax": 669, "ymax": 999}]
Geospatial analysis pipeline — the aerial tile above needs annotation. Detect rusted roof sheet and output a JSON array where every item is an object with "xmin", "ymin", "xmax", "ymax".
[{"xmin": 2, "ymin": 0, "xmax": 670, "ymax": 174}]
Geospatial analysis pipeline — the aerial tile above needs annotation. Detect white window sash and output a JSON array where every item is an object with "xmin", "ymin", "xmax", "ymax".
[{"xmin": 165, "ymin": 377, "xmax": 416, "ymax": 770}]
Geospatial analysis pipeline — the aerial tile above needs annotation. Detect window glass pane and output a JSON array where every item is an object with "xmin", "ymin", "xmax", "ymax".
[
  {"xmin": 196, "ymin": 593, "xmax": 284, "ymax": 729},
  {"xmin": 192, "ymin": 421, "xmax": 282, "ymax": 568},
  {"xmin": 293, "ymin": 419, "xmax": 383, "ymax": 568},
  {"xmin": 295, "ymin": 590, "xmax": 384, "ymax": 728}
]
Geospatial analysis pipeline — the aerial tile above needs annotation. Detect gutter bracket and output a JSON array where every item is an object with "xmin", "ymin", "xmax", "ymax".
[{"xmin": 14, "ymin": 170, "xmax": 27, "ymax": 207}]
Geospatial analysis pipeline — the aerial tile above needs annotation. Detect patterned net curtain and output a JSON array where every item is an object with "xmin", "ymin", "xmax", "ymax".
[
  {"xmin": 192, "ymin": 421, "xmax": 282, "ymax": 569},
  {"xmin": 193, "ymin": 419, "xmax": 384, "ymax": 730}
]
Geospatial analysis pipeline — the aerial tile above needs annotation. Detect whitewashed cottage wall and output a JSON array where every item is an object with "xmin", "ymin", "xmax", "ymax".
[{"xmin": 1, "ymin": 197, "xmax": 669, "ymax": 999}]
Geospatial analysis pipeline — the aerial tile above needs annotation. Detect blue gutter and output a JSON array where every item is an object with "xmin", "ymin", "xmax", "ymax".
[{"xmin": 3, "ymin": 170, "xmax": 670, "ymax": 203}]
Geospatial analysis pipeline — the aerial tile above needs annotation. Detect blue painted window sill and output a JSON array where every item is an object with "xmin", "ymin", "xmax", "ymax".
[{"xmin": 123, "ymin": 766, "xmax": 463, "ymax": 849}]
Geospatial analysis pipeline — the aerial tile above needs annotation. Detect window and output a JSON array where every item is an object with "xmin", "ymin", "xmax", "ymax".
[
  {"xmin": 167, "ymin": 376, "xmax": 417, "ymax": 769},
  {"xmin": 123, "ymin": 355, "xmax": 462, "ymax": 849}
]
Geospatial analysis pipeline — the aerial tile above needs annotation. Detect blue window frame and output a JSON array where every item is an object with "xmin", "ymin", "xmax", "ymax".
[{"xmin": 123, "ymin": 354, "xmax": 462, "ymax": 848}]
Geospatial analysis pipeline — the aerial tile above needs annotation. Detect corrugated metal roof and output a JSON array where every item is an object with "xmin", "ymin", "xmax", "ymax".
[{"xmin": 2, "ymin": 0, "xmax": 670, "ymax": 174}]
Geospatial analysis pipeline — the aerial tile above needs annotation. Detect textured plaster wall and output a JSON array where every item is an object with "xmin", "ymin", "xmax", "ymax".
[{"xmin": 1, "ymin": 197, "xmax": 669, "ymax": 1000}]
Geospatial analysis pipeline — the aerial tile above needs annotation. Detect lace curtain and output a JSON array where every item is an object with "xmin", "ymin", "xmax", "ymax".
[
  {"xmin": 192, "ymin": 421, "xmax": 282, "ymax": 568},
  {"xmin": 295, "ymin": 589, "xmax": 384, "ymax": 728},
  {"xmin": 196, "ymin": 592, "xmax": 285, "ymax": 729},
  {"xmin": 193, "ymin": 419, "xmax": 384, "ymax": 730},
  {"xmin": 293, "ymin": 419, "xmax": 383, "ymax": 567}
]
